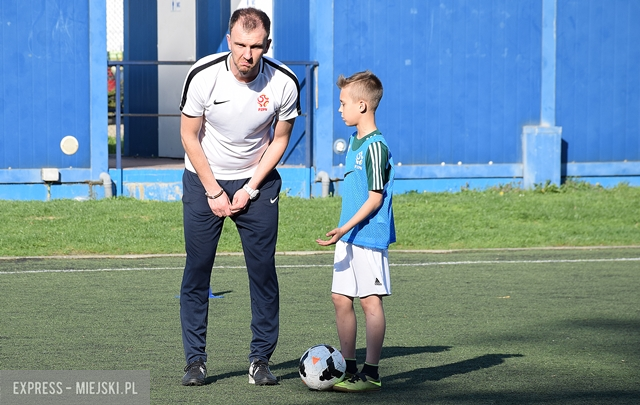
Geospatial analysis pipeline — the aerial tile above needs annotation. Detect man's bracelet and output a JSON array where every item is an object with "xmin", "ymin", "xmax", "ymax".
[{"xmin": 205, "ymin": 189, "xmax": 224, "ymax": 199}]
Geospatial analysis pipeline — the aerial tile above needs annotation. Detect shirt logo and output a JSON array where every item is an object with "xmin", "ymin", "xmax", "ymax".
[
  {"xmin": 213, "ymin": 99, "xmax": 230, "ymax": 105},
  {"xmin": 257, "ymin": 94, "xmax": 269, "ymax": 111},
  {"xmin": 355, "ymin": 151, "xmax": 364, "ymax": 169}
]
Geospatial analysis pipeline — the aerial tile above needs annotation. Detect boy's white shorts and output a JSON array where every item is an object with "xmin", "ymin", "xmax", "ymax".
[{"xmin": 331, "ymin": 240, "xmax": 391, "ymax": 298}]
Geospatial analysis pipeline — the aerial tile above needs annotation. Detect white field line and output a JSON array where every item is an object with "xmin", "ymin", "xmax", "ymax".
[
  {"xmin": 0, "ymin": 257, "xmax": 638, "ymax": 275},
  {"xmin": 1, "ymin": 245, "xmax": 639, "ymax": 261}
]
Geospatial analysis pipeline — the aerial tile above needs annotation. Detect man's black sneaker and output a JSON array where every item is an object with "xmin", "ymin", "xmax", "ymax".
[
  {"xmin": 248, "ymin": 359, "xmax": 278, "ymax": 385},
  {"xmin": 182, "ymin": 358, "xmax": 206, "ymax": 386}
]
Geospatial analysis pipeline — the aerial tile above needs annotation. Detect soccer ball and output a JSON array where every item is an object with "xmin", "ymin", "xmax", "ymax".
[{"xmin": 298, "ymin": 344, "xmax": 346, "ymax": 391}]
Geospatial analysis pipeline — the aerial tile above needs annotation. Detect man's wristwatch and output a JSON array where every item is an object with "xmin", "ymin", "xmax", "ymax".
[{"xmin": 243, "ymin": 184, "xmax": 260, "ymax": 200}]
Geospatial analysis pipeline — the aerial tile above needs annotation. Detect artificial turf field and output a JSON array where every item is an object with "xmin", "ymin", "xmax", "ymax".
[{"xmin": 1, "ymin": 247, "xmax": 639, "ymax": 404}]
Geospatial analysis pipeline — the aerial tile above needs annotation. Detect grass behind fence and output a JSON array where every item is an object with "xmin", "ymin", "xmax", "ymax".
[{"xmin": 0, "ymin": 182, "xmax": 638, "ymax": 256}]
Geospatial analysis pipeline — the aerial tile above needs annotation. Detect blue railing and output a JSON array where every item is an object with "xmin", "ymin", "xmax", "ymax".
[{"xmin": 107, "ymin": 60, "xmax": 318, "ymax": 195}]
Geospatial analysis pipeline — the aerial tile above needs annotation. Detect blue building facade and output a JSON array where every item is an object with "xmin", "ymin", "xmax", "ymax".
[
  {"xmin": 1, "ymin": 0, "xmax": 639, "ymax": 200},
  {"xmin": 0, "ymin": 0, "xmax": 108, "ymax": 200}
]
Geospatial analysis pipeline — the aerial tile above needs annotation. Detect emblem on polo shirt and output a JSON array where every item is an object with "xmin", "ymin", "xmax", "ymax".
[{"xmin": 257, "ymin": 94, "xmax": 269, "ymax": 111}]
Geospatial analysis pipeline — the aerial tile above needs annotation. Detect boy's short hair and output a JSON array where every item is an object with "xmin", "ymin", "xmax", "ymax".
[
  {"xmin": 336, "ymin": 70, "xmax": 384, "ymax": 111},
  {"xmin": 229, "ymin": 7, "xmax": 271, "ymax": 37}
]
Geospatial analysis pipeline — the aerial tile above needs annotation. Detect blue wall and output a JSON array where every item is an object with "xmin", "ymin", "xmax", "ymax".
[
  {"xmin": 273, "ymin": 0, "xmax": 312, "ymax": 168},
  {"xmin": 305, "ymin": 0, "xmax": 640, "ymax": 193},
  {"xmin": 556, "ymin": 0, "xmax": 640, "ymax": 163},
  {"xmin": 0, "ymin": 0, "xmax": 107, "ymax": 200},
  {"xmin": 1, "ymin": 1, "xmax": 92, "ymax": 169},
  {"xmin": 196, "ymin": 0, "xmax": 230, "ymax": 58},
  {"xmin": 2, "ymin": 0, "xmax": 639, "ymax": 201},
  {"xmin": 123, "ymin": 0, "xmax": 158, "ymax": 157},
  {"xmin": 331, "ymin": 0, "xmax": 541, "ymax": 168}
]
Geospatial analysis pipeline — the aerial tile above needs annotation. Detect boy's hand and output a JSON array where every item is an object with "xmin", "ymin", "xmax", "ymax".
[{"xmin": 316, "ymin": 228, "xmax": 346, "ymax": 246}]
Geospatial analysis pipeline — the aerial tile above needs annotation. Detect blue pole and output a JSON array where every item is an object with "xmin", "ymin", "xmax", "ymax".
[
  {"xmin": 541, "ymin": 0, "xmax": 557, "ymax": 126},
  {"xmin": 115, "ymin": 63, "xmax": 123, "ymax": 196}
]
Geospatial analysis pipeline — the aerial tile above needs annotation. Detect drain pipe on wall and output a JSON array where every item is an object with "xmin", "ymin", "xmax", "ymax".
[
  {"xmin": 315, "ymin": 171, "xmax": 331, "ymax": 197},
  {"xmin": 100, "ymin": 172, "xmax": 113, "ymax": 198}
]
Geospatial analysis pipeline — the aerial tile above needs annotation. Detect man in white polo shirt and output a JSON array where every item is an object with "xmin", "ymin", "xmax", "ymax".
[{"xmin": 178, "ymin": 7, "xmax": 299, "ymax": 387}]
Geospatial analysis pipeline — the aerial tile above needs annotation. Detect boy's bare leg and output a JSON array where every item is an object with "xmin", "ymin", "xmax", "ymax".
[
  {"xmin": 332, "ymin": 293, "xmax": 357, "ymax": 358},
  {"xmin": 360, "ymin": 295, "xmax": 386, "ymax": 364}
]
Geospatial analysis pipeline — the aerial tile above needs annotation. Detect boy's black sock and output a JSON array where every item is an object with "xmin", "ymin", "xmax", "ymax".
[
  {"xmin": 345, "ymin": 358, "xmax": 358, "ymax": 374},
  {"xmin": 361, "ymin": 362, "xmax": 379, "ymax": 380}
]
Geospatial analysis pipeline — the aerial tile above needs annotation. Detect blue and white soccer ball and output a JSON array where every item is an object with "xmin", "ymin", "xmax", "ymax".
[{"xmin": 298, "ymin": 344, "xmax": 346, "ymax": 391}]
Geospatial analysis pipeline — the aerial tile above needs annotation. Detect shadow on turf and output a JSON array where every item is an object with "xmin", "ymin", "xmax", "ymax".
[
  {"xmin": 174, "ymin": 290, "xmax": 234, "ymax": 299},
  {"xmin": 385, "ymin": 353, "xmax": 524, "ymax": 384},
  {"xmin": 279, "ymin": 348, "xmax": 523, "ymax": 386},
  {"xmin": 275, "ymin": 345, "xmax": 456, "ymax": 382},
  {"xmin": 210, "ymin": 290, "xmax": 233, "ymax": 296},
  {"xmin": 201, "ymin": 346, "xmax": 451, "ymax": 384},
  {"xmin": 200, "ymin": 346, "xmax": 523, "ymax": 387}
]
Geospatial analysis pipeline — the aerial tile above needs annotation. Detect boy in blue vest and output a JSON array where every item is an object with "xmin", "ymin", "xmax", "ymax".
[{"xmin": 316, "ymin": 70, "xmax": 395, "ymax": 392}]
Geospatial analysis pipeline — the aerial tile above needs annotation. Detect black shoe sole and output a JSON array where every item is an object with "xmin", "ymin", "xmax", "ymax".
[
  {"xmin": 254, "ymin": 381, "xmax": 278, "ymax": 386},
  {"xmin": 182, "ymin": 379, "xmax": 205, "ymax": 386}
]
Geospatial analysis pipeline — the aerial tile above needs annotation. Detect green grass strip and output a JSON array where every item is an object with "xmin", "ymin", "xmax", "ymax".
[{"xmin": 0, "ymin": 181, "xmax": 638, "ymax": 256}]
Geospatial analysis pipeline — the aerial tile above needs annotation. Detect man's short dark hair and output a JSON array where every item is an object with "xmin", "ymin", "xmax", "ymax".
[{"xmin": 229, "ymin": 7, "xmax": 271, "ymax": 37}]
